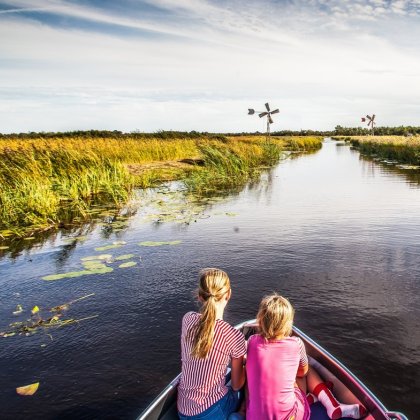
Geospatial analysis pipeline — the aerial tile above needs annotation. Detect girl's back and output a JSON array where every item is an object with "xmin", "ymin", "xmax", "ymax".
[
  {"xmin": 178, "ymin": 311, "xmax": 245, "ymax": 416},
  {"xmin": 246, "ymin": 334, "xmax": 308, "ymax": 420}
]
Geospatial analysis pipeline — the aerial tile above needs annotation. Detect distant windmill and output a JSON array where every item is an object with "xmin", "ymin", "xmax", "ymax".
[
  {"xmin": 361, "ymin": 114, "xmax": 376, "ymax": 135},
  {"xmin": 248, "ymin": 102, "xmax": 279, "ymax": 139}
]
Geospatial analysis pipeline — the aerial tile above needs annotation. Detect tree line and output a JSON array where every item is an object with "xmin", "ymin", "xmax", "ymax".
[{"xmin": 1, "ymin": 126, "xmax": 420, "ymax": 139}]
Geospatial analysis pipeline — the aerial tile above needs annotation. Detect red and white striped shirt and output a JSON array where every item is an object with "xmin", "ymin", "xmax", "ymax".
[{"xmin": 177, "ymin": 311, "xmax": 246, "ymax": 416}]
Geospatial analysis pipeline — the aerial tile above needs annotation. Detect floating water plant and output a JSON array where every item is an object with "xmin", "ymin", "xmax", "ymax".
[
  {"xmin": 81, "ymin": 254, "xmax": 112, "ymax": 261},
  {"xmin": 16, "ymin": 382, "xmax": 39, "ymax": 396},
  {"xmin": 94, "ymin": 243, "xmax": 124, "ymax": 251},
  {"xmin": 42, "ymin": 266, "xmax": 113, "ymax": 281},
  {"xmin": 50, "ymin": 293, "xmax": 95, "ymax": 312},
  {"xmin": 81, "ymin": 261, "xmax": 108, "ymax": 270},
  {"xmin": 62, "ymin": 235, "xmax": 88, "ymax": 243},
  {"xmin": 114, "ymin": 254, "xmax": 135, "ymax": 261},
  {"xmin": 119, "ymin": 261, "xmax": 137, "ymax": 268},
  {"xmin": 1, "ymin": 294, "xmax": 97, "ymax": 338},
  {"xmin": 138, "ymin": 240, "xmax": 182, "ymax": 247},
  {"xmin": 13, "ymin": 304, "xmax": 23, "ymax": 315}
]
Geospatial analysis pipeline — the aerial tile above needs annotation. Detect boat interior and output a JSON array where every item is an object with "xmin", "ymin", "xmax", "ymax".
[{"xmin": 137, "ymin": 321, "xmax": 407, "ymax": 420}]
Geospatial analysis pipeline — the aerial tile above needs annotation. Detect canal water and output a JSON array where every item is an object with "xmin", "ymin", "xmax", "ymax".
[{"xmin": 0, "ymin": 139, "xmax": 419, "ymax": 419}]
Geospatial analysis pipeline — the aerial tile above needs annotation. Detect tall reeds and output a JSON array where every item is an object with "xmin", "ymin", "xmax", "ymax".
[
  {"xmin": 340, "ymin": 136, "xmax": 420, "ymax": 165},
  {"xmin": 0, "ymin": 135, "xmax": 322, "ymax": 234}
]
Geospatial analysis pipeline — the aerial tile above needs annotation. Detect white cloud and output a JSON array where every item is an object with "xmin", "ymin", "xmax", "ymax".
[{"xmin": 0, "ymin": 0, "xmax": 419, "ymax": 132}]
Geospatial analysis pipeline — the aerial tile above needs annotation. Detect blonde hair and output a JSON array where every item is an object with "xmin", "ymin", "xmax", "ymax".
[
  {"xmin": 190, "ymin": 268, "xmax": 231, "ymax": 359},
  {"xmin": 257, "ymin": 293, "xmax": 294, "ymax": 340}
]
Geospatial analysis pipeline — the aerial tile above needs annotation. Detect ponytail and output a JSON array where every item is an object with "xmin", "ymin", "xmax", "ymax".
[{"xmin": 190, "ymin": 268, "xmax": 230, "ymax": 359}]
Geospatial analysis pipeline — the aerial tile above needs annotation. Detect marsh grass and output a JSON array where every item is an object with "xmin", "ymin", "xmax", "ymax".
[
  {"xmin": 0, "ymin": 135, "xmax": 323, "ymax": 234},
  {"xmin": 337, "ymin": 136, "xmax": 420, "ymax": 165}
]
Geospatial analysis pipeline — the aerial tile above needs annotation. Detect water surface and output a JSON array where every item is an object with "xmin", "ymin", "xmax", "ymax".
[{"xmin": 0, "ymin": 139, "xmax": 419, "ymax": 419}]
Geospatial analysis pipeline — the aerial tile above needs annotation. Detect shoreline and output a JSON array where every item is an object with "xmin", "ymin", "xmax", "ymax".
[{"xmin": 0, "ymin": 135, "xmax": 322, "ymax": 240}]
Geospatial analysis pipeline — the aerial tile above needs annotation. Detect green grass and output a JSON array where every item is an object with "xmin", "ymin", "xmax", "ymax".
[{"xmin": 0, "ymin": 135, "xmax": 323, "ymax": 236}]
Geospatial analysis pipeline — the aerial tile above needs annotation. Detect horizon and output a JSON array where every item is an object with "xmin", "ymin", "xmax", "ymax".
[{"xmin": 1, "ymin": 0, "xmax": 420, "ymax": 133}]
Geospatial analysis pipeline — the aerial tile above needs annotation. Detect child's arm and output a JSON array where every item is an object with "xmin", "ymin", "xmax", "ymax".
[
  {"xmin": 296, "ymin": 338, "xmax": 309, "ymax": 377},
  {"xmin": 231, "ymin": 356, "xmax": 246, "ymax": 391}
]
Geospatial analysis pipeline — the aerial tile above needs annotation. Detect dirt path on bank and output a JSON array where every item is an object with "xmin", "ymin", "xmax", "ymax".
[{"xmin": 126, "ymin": 158, "xmax": 204, "ymax": 175}]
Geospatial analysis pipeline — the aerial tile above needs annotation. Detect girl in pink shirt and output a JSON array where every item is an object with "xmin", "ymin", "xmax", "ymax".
[{"xmin": 246, "ymin": 294, "xmax": 366, "ymax": 420}]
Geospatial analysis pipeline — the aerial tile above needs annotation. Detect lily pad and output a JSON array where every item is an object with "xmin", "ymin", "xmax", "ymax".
[
  {"xmin": 94, "ymin": 244, "xmax": 123, "ymax": 251},
  {"xmin": 115, "ymin": 254, "xmax": 135, "ymax": 261},
  {"xmin": 62, "ymin": 236, "xmax": 87, "ymax": 244},
  {"xmin": 81, "ymin": 254, "xmax": 112, "ymax": 261},
  {"xmin": 42, "ymin": 266, "xmax": 113, "ymax": 281},
  {"xmin": 82, "ymin": 261, "xmax": 108, "ymax": 270},
  {"xmin": 13, "ymin": 304, "xmax": 23, "ymax": 315},
  {"xmin": 138, "ymin": 240, "xmax": 182, "ymax": 247},
  {"xmin": 16, "ymin": 382, "xmax": 39, "ymax": 396},
  {"xmin": 119, "ymin": 261, "xmax": 137, "ymax": 268}
]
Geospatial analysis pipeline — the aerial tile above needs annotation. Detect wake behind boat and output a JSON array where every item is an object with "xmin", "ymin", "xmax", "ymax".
[{"xmin": 138, "ymin": 320, "xmax": 408, "ymax": 420}]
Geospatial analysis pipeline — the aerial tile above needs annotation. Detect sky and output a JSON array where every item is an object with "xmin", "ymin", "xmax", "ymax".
[{"xmin": 1, "ymin": 0, "xmax": 420, "ymax": 133}]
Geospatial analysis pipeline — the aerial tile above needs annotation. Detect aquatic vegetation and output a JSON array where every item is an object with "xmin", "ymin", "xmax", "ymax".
[
  {"xmin": 94, "ymin": 243, "xmax": 124, "ymax": 251},
  {"xmin": 42, "ymin": 266, "xmax": 113, "ymax": 281},
  {"xmin": 16, "ymin": 382, "xmax": 39, "ymax": 396},
  {"xmin": 0, "ymin": 134, "xmax": 322, "ymax": 237},
  {"xmin": 62, "ymin": 236, "xmax": 88, "ymax": 243},
  {"xmin": 114, "ymin": 254, "xmax": 135, "ymax": 261},
  {"xmin": 81, "ymin": 254, "xmax": 113, "ymax": 261},
  {"xmin": 138, "ymin": 240, "xmax": 182, "ymax": 246},
  {"xmin": 119, "ymin": 261, "xmax": 137, "ymax": 268},
  {"xmin": 336, "ymin": 136, "xmax": 420, "ymax": 166},
  {"xmin": 13, "ymin": 304, "xmax": 23, "ymax": 315},
  {"xmin": 81, "ymin": 261, "xmax": 108, "ymax": 270},
  {"xmin": 1, "ymin": 293, "xmax": 97, "ymax": 338}
]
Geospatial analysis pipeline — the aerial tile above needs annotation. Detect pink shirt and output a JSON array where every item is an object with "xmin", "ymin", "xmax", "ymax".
[
  {"xmin": 177, "ymin": 312, "xmax": 246, "ymax": 416},
  {"xmin": 246, "ymin": 334, "xmax": 309, "ymax": 420}
]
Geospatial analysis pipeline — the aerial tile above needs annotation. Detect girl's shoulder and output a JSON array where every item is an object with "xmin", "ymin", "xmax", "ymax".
[
  {"xmin": 247, "ymin": 334, "xmax": 302, "ymax": 345},
  {"xmin": 247, "ymin": 333, "xmax": 263, "ymax": 345},
  {"xmin": 215, "ymin": 320, "xmax": 246, "ymax": 350},
  {"xmin": 182, "ymin": 311, "xmax": 199, "ymax": 325},
  {"xmin": 216, "ymin": 318, "xmax": 244, "ymax": 337}
]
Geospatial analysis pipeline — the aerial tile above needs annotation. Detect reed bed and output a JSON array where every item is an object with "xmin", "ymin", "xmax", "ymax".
[
  {"xmin": 337, "ymin": 136, "xmax": 420, "ymax": 165},
  {"xmin": 0, "ymin": 135, "xmax": 323, "ymax": 234}
]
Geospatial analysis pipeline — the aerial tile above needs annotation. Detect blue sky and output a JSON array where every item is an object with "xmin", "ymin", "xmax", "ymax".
[{"xmin": 1, "ymin": 0, "xmax": 420, "ymax": 133}]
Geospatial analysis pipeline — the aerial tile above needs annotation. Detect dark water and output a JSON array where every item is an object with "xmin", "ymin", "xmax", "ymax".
[{"xmin": 1, "ymin": 140, "xmax": 419, "ymax": 419}]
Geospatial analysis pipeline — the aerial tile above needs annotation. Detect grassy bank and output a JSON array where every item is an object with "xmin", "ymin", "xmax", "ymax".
[
  {"xmin": 0, "ymin": 135, "xmax": 322, "ymax": 236},
  {"xmin": 335, "ymin": 136, "xmax": 420, "ymax": 165}
]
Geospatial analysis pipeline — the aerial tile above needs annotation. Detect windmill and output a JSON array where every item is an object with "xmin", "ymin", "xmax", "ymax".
[
  {"xmin": 248, "ymin": 102, "xmax": 279, "ymax": 139},
  {"xmin": 361, "ymin": 114, "xmax": 376, "ymax": 135}
]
